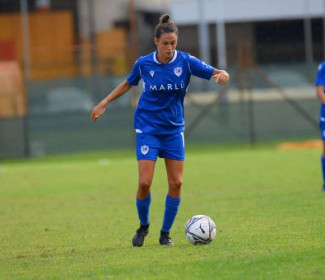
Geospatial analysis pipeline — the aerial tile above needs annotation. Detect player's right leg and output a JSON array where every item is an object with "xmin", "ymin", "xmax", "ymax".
[
  {"xmin": 132, "ymin": 160, "xmax": 156, "ymax": 246},
  {"xmin": 132, "ymin": 133, "xmax": 160, "ymax": 246}
]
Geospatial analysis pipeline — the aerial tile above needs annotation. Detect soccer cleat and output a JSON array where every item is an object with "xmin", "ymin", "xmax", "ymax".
[
  {"xmin": 159, "ymin": 231, "xmax": 175, "ymax": 246},
  {"xmin": 323, "ymin": 184, "xmax": 325, "ymax": 192},
  {"xmin": 132, "ymin": 225, "xmax": 149, "ymax": 247}
]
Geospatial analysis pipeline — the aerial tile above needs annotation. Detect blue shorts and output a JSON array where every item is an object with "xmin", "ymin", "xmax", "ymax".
[
  {"xmin": 320, "ymin": 121, "xmax": 325, "ymax": 140},
  {"xmin": 136, "ymin": 132, "xmax": 185, "ymax": 161}
]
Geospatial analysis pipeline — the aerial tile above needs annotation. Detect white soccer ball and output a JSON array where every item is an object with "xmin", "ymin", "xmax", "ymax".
[{"xmin": 185, "ymin": 215, "xmax": 217, "ymax": 245}]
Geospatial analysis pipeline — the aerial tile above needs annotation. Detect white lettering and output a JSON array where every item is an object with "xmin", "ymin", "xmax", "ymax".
[
  {"xmin": 149, "ymin": 82, "xmax": 186, "ymax": 92},
  {"xmin": 150, "ymin": 85, "xmax": 157, "ymax": 91}
]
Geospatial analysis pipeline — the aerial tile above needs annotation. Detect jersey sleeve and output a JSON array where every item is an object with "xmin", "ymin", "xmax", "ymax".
[
  {"xmin": 315, "ymin": 62, "xmax": 325, "ymax": 86},
  {"xmin": 126, "ymin": 59, "xmax": 142, "ymax": 86},
  {"xmin": 187, "ymin": 54, "xmax": 215, "ymax": 80}
]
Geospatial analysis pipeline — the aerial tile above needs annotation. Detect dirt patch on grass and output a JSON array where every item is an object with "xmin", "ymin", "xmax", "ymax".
[{"xmin": 277, "ymin": 140, "xmax": 322, "ymax": 150}]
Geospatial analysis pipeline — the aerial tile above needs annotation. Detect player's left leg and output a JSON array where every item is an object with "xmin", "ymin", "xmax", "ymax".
[
  {"xmin": 158, "ymin": 132, "xmax": 185, "ymax": 245},
  {"xmin": 165, "ymin": 158, "xmax": 184, "ymax": 198},
  {"xmin": 160, "ymin": 158, "xmax": 184, "ymax": 246}
]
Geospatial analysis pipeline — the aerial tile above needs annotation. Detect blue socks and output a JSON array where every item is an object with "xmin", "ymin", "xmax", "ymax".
[
  {"xmin": 136, "ymin": 193, "xmax": 151, "ymax": 226},
  {"xmin": 161, "ymin": 194, "xmax": 181, "ymax": 232},
  {"xmin": 136, "ymin": 193, "xmax": 181, "ymax": 232},
  {"xmin": 321, "ymin": 156, "xmax": 325, "ymax": 185}
]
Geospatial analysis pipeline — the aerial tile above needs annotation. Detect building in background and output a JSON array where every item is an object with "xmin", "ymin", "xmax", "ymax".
[
  {"xmin": 0, "ymin": 0, "xmax": 171, "ymax": 80},
  {"xmin": 0, "ymin": 0, "xmax": 324, "ymax": 81},
  {"xmin": 0, "ymin": 0, "xmax": 322, "ymax": 159},
  {"xmin": 170, "ymin": 0, "xmax": 325, "ymax": 68}
]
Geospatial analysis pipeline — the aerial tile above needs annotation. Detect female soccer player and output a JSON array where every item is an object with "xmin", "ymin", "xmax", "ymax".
[
  {"xmin": 316, "ymin": 61, "xmax": 325, "ymax": 192},
  {"xmin": 91, "ymin": 14, "xmax": 229, "ymax": 246}
]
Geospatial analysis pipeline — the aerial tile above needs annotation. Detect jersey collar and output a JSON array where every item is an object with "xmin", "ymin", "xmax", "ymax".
[{"xmin": 153, "ymin": 50, "xmax": 178, "ymax": 64}]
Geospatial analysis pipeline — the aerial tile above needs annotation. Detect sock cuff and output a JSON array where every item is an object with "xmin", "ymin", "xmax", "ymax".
[
  {"xmin": 322, "ymin": 156, "xmax": 325, "ymax": 161},
  {"xmin": 166, "ymin": 194, "xmax": 181, "ymax": 207},
  {"xmin": 136, "ymin": 193, "xmax": 151, "ymax": 207}
]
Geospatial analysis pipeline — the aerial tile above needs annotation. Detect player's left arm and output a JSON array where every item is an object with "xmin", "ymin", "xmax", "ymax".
[{"xmin": 211, "ymin": 69, "xmax": 229, "ymax": 86}]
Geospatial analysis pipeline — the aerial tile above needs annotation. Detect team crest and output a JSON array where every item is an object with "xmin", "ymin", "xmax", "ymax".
[
  {"xmin": 141, "ymin": 145, "xmax": 149, "ymax": 155},
  {"xmin": 174, "ymin": 67, "xmax": 182, "ymax": 77}
]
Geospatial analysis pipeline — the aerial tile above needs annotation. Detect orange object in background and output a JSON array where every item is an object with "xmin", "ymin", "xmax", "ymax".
[
  {"xmin": 0, "ymin": 12, "xmax": 77, "ymax": 80},
  {"xmin": 0, "ymin": 40, "xmax": 15, "ymax": 61},
  {"xmin": 0, "ymin": 61, "xmax": 27, "ymax": 118}
]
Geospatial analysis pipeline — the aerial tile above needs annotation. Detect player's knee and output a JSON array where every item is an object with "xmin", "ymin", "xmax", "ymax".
[
  {"xmin": 169, "ymin": 179, "xmax": 182, "ymax": 191},
  {"xmin": 138, "ymin": 179, "xmax": 152, "ymax": 194}
]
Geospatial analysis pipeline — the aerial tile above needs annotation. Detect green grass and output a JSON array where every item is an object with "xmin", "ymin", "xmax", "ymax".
[{"xmin": 0, "ymin": 144, "xmax": 324, "ymax": 279}]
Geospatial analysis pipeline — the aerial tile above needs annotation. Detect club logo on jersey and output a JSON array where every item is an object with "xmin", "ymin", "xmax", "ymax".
[
  {"xmin": 202, "ymin": 61, "xmax": 209, "ymax": 68},
  {"xmin": 149, "ymin": 70, "xmax": 155, "ymax": 77},
  {"xmin": 174, "ymin": 67, "xmax": 182, "ymax": 77},
  {"xmin": 202, "ymin": 61, "xmax": 207, "ymax": 66},
  {"xmin": 141, "ymin": 145, "xmax": 149, "ymax": 155}
]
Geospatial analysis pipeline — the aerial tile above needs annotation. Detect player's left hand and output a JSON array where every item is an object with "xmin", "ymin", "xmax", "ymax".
[{"xmin": 212, "ymin": 71, "xmax": 229, "ymax": 86}]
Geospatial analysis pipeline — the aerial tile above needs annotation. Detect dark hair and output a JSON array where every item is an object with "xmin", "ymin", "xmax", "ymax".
[{"xmin": 154, "ymin": 14, "xmax": 178, "ymax": 39}]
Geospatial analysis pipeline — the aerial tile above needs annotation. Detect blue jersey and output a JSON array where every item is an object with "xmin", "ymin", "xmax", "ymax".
[
  {"xmin": 316, "ymin": 62, "xmax": 325, "ymax": 122},
  {"xmin": 126, "ymin": 50, "xmax": 215, "ymax": 135}
]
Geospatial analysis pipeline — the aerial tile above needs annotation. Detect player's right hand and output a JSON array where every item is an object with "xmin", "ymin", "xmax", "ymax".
[{"xmin": 91, "ymin": 102, "xmax": 106, "ymax": 122}]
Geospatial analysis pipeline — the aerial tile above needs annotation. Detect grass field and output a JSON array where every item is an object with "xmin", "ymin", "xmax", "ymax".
[{"xmin": 0, "ymin": 144, "xmax": 324, "ymax": 279}]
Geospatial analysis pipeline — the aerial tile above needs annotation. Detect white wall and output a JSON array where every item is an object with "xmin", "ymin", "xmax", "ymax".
[
  {"xmin": 77, "ymin": 0, "xmax": 171, "ymax": 38},
  {"xmin": 77, "ymin": 0, "xmax": 129, "ymax": 37},
  {"xmin": 135, "ymin": 0, "xmax": 171, "ymax": 11},
  {"xmin": 170, "ymin": 0, "xmax": 325, "ymax": 24}
]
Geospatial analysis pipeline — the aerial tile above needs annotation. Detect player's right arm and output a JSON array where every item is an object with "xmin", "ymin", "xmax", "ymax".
[
  {"xmin": 91, "ymin": 80, "xmax": 132, "ymax": 122},
  {"xmin": 316, "ymin": 85, "xmax": 325, "ymax": 104},
  {"xmin": 91, "ymin": 58, "xmax": 142, "ymax": 122}
]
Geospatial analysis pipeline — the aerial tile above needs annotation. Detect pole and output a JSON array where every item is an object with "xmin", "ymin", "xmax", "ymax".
[
  {"xmin": 129, "ymin": 0, "xmax": 138, "ymax": 65},
  {"xmin": 20, "ymin": 0, "xmax": 31, "ymax": 80},
  {"xmin": 245, "ymin": 44, "xmax": 256, "ymax": 146},
  {"xmin": 197, "ymin": 0, "xmax": 210, "ymax": 64},
  {"xmin": 304, "ymin": 0, "xmax": 313, "ymax": 64},
  {"xmin": 87, "ymin": 0, "xmax": 97, "ymax": 75},
  {"xmin": 129, "ymin": 0, "xmax": 139, "ymax": 108},
  {"xmin": 323, "ymin": 0, "xmax": 325, "ymax": 59},
  {"xmin": 19, "ymin": 0, "xmax": 31, "ymax": 158},
  {"xmin": 216, "ymin": 21, "xmax": 227, "ymax": 68},
  {"xmin": 216, "ymin": 0, "xmax": 227, "ymax": 68}
]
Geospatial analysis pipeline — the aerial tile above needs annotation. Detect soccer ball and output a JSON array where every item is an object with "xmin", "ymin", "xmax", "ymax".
[{"xmin": 185, "ymin": 215, "xmax": 217, "ymax": 245}]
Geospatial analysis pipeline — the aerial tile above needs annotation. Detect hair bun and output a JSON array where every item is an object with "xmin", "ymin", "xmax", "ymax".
[
  {"xmin": 154, "ymin": 13, "xmax": 178, "ymax": 39},
  {"xmin": 160, "ymin": 14, "xmax": 170, "ymax": 24}
]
